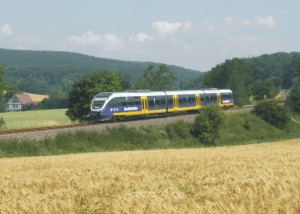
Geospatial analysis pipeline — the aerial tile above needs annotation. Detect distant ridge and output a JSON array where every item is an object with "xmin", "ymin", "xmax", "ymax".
[{"xmin": 0, "ymin": 48, "xmax": 202, "ymax": 94}]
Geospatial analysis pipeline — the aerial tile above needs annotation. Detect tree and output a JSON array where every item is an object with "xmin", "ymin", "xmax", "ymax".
[
  {"xmin": 66, "ymin": 71, "xmax": 123, "ymax": 121},
  {"xmin": 135, "ymin": 64, "xmax": 177, "ymax": 90},
  {"xmin": 39, "ymin": 87, "xmax": 68, "ymax": 109},
  {"xmin": 252, "ymin": 77, "xmax": 282, "ymax": 100},
  {"xmin": 287, "ymin": 65, "xmax": 300, "ymax": 114},
  {"xmin": 0, "ymin": 66, "xmax": 6, "ymax": 98},
  {"xmin": 252, "ymin": 100, "xmax": 289, "ymax": 129},
  {"xmin": 0, "ymin": 66, "xmax": 6, "ymax": 127},
  {"xmin": 191, "ymin": 106, "xmax": 225, "ymax": 146},
  {"xmin": 203, "ymin": 58, "xmax": 254, "ymax": 106}
]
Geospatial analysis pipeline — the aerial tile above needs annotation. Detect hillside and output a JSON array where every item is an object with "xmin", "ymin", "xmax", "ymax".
[
  {"xmin": 243, "ymin": 52, "xmax": 300, "ymax": 89},
  {"xmin": 0, "ymin": 48, "xmax": 202, "ymax": 94}
]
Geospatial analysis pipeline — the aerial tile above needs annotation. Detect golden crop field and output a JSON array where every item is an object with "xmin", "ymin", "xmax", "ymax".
[{"xmin": 0, "ymin": 139, "xmax": 299, "ymax": 213}]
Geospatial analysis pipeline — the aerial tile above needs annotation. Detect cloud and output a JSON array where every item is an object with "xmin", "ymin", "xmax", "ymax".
[
  {"xmin": 69, "ymin": 31, "xmax": 124, "ymax": 51},
  {"xmin": 129, "ymin": 33, "xmax": 153, "ymax": 43},
  {"xmin": 225, "ymin": 17, "xmax": 234, "ymax": 27},
  {"xmin": 256, "ymin": 15, "xmax": 276, "ymax": 28},
  {"xmin": 1, "ymin": 24, "xmax": 13, "ymax": 36},
  {"xmin": 203, "ymin": 19, "xmax": 216, "ymax": 33},
  {"xmin": 152, "ymin": 21, "xmax": 183, "ymax": 36}
]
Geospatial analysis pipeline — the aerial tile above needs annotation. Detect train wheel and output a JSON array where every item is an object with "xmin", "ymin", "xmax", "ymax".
[{"xmin": 112, "ymin": 116, "xmax": 124, "ymax": 122}]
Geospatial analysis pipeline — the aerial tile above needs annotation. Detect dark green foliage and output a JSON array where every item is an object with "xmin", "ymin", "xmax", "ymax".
[
  {"xmin": 0, "ymin": 117, "xmax": 6, "ymax": 129},
  {"xmin": 135, "ymin": 64, "xmax": 177, "ymax": 90},
  {"xmin": 252, "ymin": 100, "xmax": 289, "ymax": 129},
  {"xmin": 252, "ymin": 77, "xmax": 282, "ymax": 100},
  {"xmin": 1, "ymin": 111, "xmax": 300, "ymax": 158},
  {"xmin": 287, "ymin": 79, "xmax": 300, "ymax": 114},
  {"xmin": 39, "ymin": 87, "xmax": 68, "ymax": 109},
  {"xmin": 202, "ymin": 52, "xmax": 300, "ymax": 106},
  {"xmin": 203, "ymin": 58, "xmax": 253, "ymax": 106},
  {"xmin": 1, "ymin": 49, "xmax": 200, "ymax": 95},
  {"xmin": 244, "ymin": 52, "xmax": 300, "ymax": 89},
  {"xmin": 191, "ymin": 106, "xmax": 225, "ymax": 146},
  {"xmin": 218, "ymin": 112, "xmax": 287, "ymax": 146},
  {"xmin": 0, "ymin": 66, "xmax": 6, "ymax": 98},
  {"xmin": 0, "ymin": 125, "xmax": 162, "ymax": 157},
  {"xmin": 287, "ymin": 66, "xmax": 300, "ymax": 114},
  {"xmin": 165, "ymin": 120, "xmax": 191, "ymax": 139},
  {"xmin": 243, "ymin": 119, "xmax": 251, "ymax": 130},
  {"xmin": 0, "ymin": 66, "xmax": 6, "ymax": 123},
  {"xmin": 66, "ymin": 71, "xmax": 122, "ymax": 121},
  {"xmin": 179, "ymin": 75, "xmax": 204, "ymax": 90}
]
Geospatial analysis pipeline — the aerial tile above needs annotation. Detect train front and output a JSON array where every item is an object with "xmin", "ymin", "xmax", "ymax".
[{"xmin": 90, "ymin": 92, "xmax": 113, "ymax": 122}]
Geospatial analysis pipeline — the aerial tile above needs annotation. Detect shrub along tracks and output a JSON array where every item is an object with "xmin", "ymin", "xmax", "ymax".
[{"xmin": 0, "ymin": 107, "xmax": 251, "ymax": 141}]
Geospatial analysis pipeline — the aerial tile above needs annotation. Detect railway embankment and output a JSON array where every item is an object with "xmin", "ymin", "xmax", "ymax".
[{"xmin": 0, "ymin": 110, "xmax": 299, "ymax": 159}]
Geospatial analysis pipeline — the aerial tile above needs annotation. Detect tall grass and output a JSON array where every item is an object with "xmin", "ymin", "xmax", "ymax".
[
  {"xmin": 0, "ymin": 109, "xmax": 73, "ymax": 130},
  {"xmin": 1, "ymin": 111, "xmax": 300, "ymax": 158}
]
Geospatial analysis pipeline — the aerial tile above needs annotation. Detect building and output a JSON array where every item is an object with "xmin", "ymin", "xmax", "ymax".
[{"xmin": 7, "ymin": 93, "xmax": 48, "ymax": 111}]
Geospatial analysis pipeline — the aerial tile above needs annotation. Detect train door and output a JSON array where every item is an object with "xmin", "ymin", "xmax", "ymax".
[
  {"xmin": 173, "ymin": 95, "xmax": 179, "ymax": 111},
  {"xmin": 141, "ymin": 96, "xmax": 148, "ymax": 113},
  {"xmin": 195, "ymin": 94, "xmax": 200, "ymax": 108},
  {"xmin": 217, "ymin": 93, "xmax": 221, "ymax": 106}
]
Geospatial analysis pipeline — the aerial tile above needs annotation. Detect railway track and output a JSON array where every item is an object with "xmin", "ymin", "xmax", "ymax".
[{"xmin": 0, "ymin": 106, "xmax": 253, "ymax": 141}]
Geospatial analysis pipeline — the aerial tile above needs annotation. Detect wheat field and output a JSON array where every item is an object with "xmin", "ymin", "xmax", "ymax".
[{"xmin": 0, "ymin": 139, "xmax": 299, "ymax": 213}]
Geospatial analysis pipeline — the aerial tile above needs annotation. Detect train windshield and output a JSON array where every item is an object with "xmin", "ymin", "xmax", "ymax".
[{"xmin": 92, "ymin": 92, "xmax": 113, "ymax": 109}]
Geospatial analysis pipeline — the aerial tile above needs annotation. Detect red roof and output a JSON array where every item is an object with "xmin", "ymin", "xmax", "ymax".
[{"xmin": 15, "ymin": 94, "xmax": 33, "ymax": 105}]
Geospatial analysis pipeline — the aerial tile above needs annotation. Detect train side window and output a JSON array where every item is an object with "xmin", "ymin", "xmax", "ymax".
[
  {"xmin": 106, "ymin": 99, "xmax": 114, "ymax": 107},
  {"xmin": 188, "ymin": 95, "xmax": 196, "ymax": 104},
  {"xmin": 200, "ymin": 95, "xmax": 205, "ymax": 103},
  {"xmin": 134, "ymin": 96, "xmax": 141, "ymax": 105},
  {"xmin": 160, "ymin": 97, "xmax": 166, "ymax": 106},
  {"xmin": 127, "ymin": 97, "xmax": 134, "ymax": 106},
  {"xmin": 167, "ymin": 96, "xmax": 173, "ymax": 106},
  {"xmin": 148, "ymin": 97, "xmax": 155, "ymax": 108},
  {"xmin": 206, "ymin": 94, "xmax": 210, "ymax": 102},
  {"xmin": 155, "ymin": 97, "xmax": 161, "ymax": 106},
  {"xmin": 178, "ymin": 96, "xmax": 183, "ymax": 105},
  {"xmin": 107, "ymin": 97, "xmax": 125, "ymax": 107}
]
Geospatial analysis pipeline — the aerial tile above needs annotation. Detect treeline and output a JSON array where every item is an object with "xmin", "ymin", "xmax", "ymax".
[
  {"xmin": 202, "ymin": 52, "xmax": 300, "ymax": 106},
  {"xmin": 1, "ymin": 48, "xmax": 300, "ymax": 110},
  {"xmin": 0, "ymin": 48, "xmax": 201, "ymax": 95}
]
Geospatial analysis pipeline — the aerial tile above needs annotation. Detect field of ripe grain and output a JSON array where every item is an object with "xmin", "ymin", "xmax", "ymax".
[{"xmin": 0, "ymin": 140, "xmax": 299, "ymax": 213}]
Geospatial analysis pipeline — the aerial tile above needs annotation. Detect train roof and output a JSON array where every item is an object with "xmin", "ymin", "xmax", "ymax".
[{"xmin": 94, "ymin": 89, "xmax": 232, "ymax": 99}]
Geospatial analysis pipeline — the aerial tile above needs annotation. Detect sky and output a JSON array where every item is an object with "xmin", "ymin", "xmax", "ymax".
[{"xmin": 0, "ymin": 0, "xmax": 299, "ymax": 71}]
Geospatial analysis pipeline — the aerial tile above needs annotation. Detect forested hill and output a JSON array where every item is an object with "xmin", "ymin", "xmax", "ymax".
[
  {"xmin": 0, "ymin": 48, "xmax": 202, "ymax": 94},
  {"xmin": 201, "ymin": 51, "xmax": 300, "ymax": 106},
  {"xmin": 243, "ymin": 52, "xmax": 300, "ymax": 89}
]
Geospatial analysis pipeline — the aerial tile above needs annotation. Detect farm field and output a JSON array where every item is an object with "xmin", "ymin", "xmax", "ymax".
[
  {"xmin": 0, "ymin": 139, "xmax": 299, "ymax": 213},
  {"xmin": 0, "ymin": 109, "xmax": 73, "ymax": 130}
]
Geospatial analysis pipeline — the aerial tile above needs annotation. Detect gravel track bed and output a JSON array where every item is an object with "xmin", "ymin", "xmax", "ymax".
[{"xmin": 0, "ymin": 114, "xmax": 197, "ymax": 141}]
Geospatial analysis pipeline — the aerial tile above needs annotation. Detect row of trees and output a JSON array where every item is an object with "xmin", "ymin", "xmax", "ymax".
[
  {"xmin": 66, "ymin": 64, "xmax": 177, "ymax": 120},
  {"xmin": 287, "ymin": 66, "xmax": 300, "ymax": 114},
  {"xmin": 1, "ymin": 49, "xmax": 200, "ymax": 95},
  {"xmin": 2, "ymin": 56, "xmax": 300, "ymax": 121}
]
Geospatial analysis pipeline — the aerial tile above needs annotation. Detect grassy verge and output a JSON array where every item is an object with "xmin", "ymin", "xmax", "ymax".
[
  {"xmin": 0, "ymin": 109, "xmax": 73, "ymax": 130},
  {"xmin": 0, "ymin": 111, "xmax": 300, "ymax": 158}
]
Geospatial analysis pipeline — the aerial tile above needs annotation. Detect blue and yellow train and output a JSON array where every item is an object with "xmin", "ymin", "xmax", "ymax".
[{"xmin": 90, "ymin": 89, "xmax": 233, "ymax": 121}]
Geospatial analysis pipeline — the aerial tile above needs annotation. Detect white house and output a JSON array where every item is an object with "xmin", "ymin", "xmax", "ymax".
[{"xmin": 7, "ymin": 93, "xmax": 48, "ymax": 111}]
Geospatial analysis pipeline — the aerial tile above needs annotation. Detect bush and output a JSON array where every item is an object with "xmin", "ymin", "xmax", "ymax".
[
  {"xmin": 252, "ymin": 100, "xmax": 289, "ymax": 129},
  {"xmin": 287, "ymin": 78, "xmax": 300, "ymax": 114},
  {"xmin": 191, "ymin": 106, "xmax": 225, "ymax": 146},
  {"xmin": 165, "ymin": 120, "xmax": 191, "ymax": 139},
  {"xmin": 0, "ymin": 117, "xmax": 5, "ymax": 130}
]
